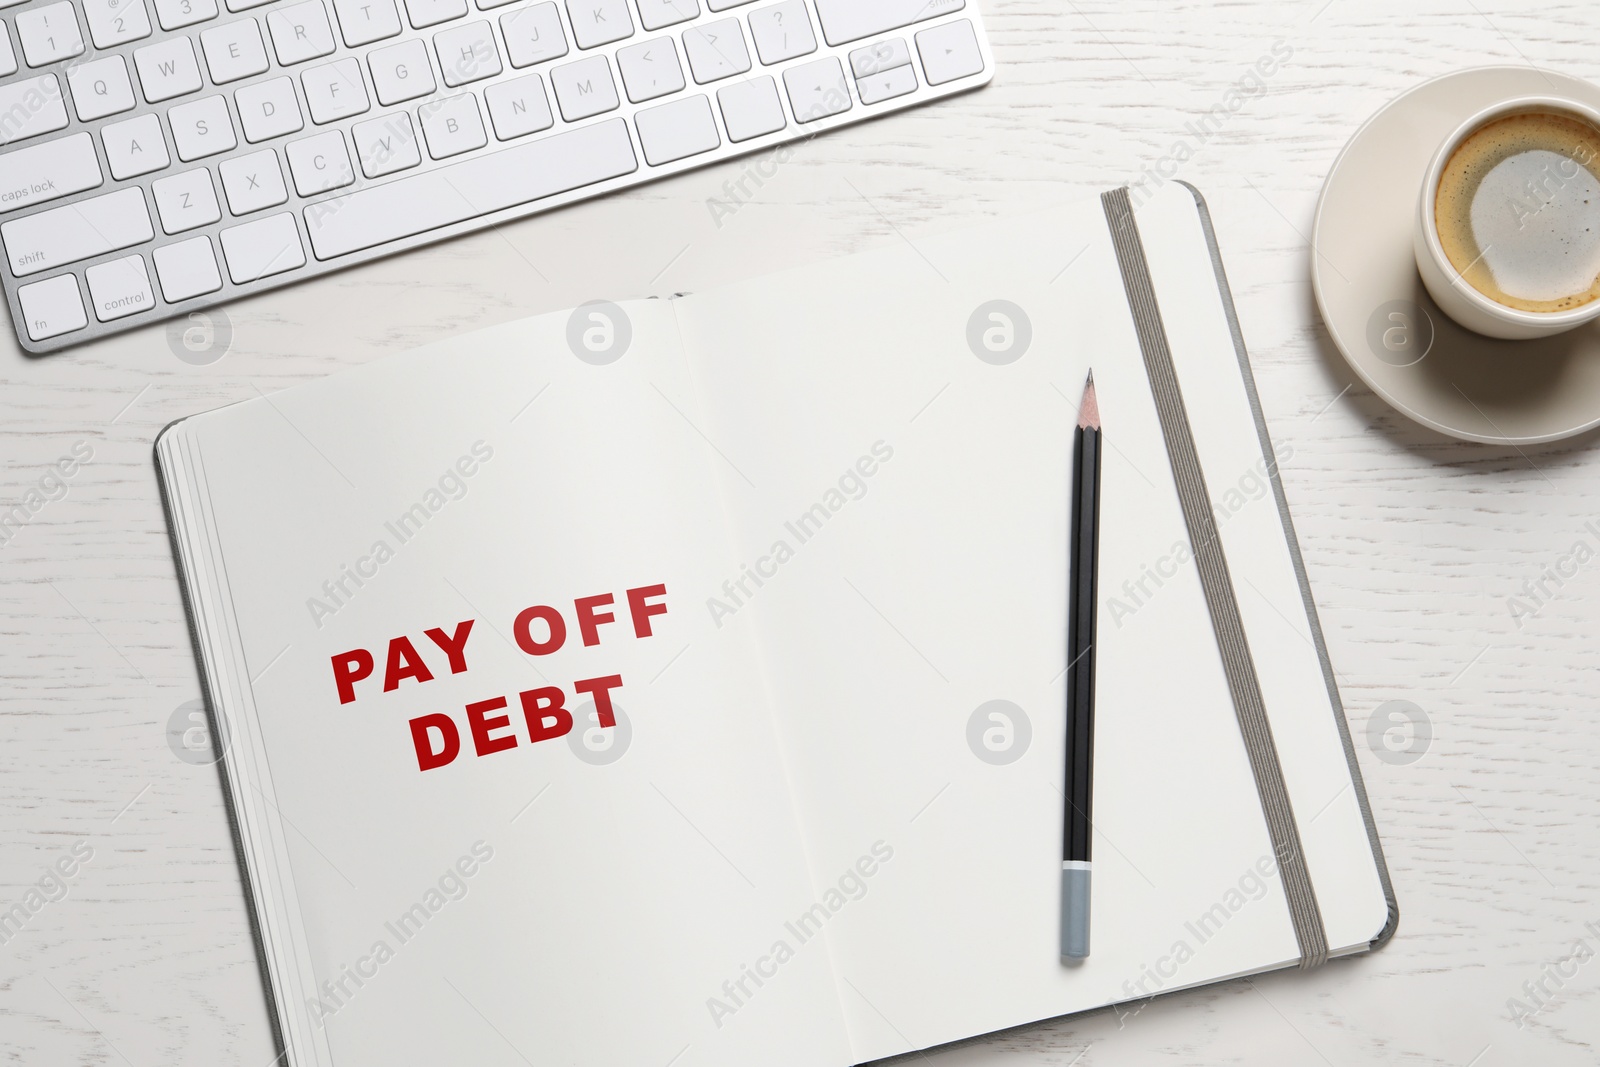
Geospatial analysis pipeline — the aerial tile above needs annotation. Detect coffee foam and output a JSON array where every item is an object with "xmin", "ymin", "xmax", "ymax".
[{"xmin": 1434, "ymin": 111, "xmax": 1600, "ymax": 313}]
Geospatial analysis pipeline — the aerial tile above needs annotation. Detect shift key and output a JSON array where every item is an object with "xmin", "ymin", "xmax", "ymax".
[
  {"xmin": 0, "ymin": 134, "xmax": 103, "ymax": 215},
  {"xmin": 3, "ymin": 187, "xmax": 153, "ymax": 276},
  {"xmin": 812, "ymin": 0, "xmax": 964, "ymax": 46}
]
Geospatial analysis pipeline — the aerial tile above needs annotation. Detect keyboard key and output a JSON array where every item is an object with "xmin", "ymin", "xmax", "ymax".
[
  {"xmin": 153, "ymin": 167, "xmax": 222, "ymax": 231},
  {"xmin": 86, "ymin": 254, "xmax": 155, "ymax": 321},
  {"xmin": 849, "ymin": 37, "xmax": 908, "ymax": 78},
  {"xmin": 475, "ymin": 0, "xmax": 517, "ymax": 9},
  {"xmin": 219, "ymin": 148, "xmax": 288, "ymax": 213},
  {"xmin": 716, "ymin": 75, "xmax": 783, "ymax": 142},
  {"xmin": 783, "ymin": 56, "xmax": 849, "ymax": 123},
  {"xmin": 200, "ymin": 18, "xmax": 268, "ymax": 82},
  {"xmin": 135, "ymin": 37, "xmax": 203, "ymax": 101},
  {"xmin": 0, "ymin": 76, "xmax": 68, "ymax": 146},
  {"xmin": 72, "ymin": 66, "xmax": 138, "ymax": 131},
  {"xmin": 404, "ymin": 0, "xmax": 465, "ymax": 29},
  {"xmin": 564, "ymin": 0, "xmax": 630, "ymax": 49},
  {"xmin": 0, "ymin": 24, "xmax": 17, "ymax": 76},
  {"xmin": 634, "ymin": 93, "xmax": 717, "ymax": 165},
  {"xmin": 0, "ymin": 133, "xmax": 101, "ymax": 214},
  {"xmin": 748, "ymin": 0, "xmax": 814, "ymax": 65},
  {"xmin": 635, "ymin": 0, "xmax": 695, "ymax": 31},
  {"xmin": 2, "ymin": 186, "xmax": 153, "ymax": 275},
  {"xmin": 18, "ymin": 274, "xmax": 87, "ymax": 341},
  {"xmin": 286, "ymin": 129, "xmax": 354, "ymax": 193},
  {"xmin": 858, "ymin": 64, "xmax": 915, "ymax": 104},
  {"xmin": 435, "ymin": 20, "xmax": 500, "ymax": 86},
  {"xmin": 226, "ymin": 0, "xmax": 278, "ymax": 10},
  {"xmin": 302, "ymin": 58, "xmax": 369, "ymax": 122},
  {"xmin": 418, "ymin": 93, "xmax": 485, "ymax": 158},
  {"xmin": 236, "ymin": 77, "xmax": 304, "ymax": 141},
  {"xmin": 169, "ymin": 94, "xmax": 237, "ymax": 159},
  {"xmin": 220, "ymin": 212, "xmax": 305, "ymax": 282},
  {"xmin": 682, "ymin": 18, "xmax": 749, "ymax": 83},
  {"xmin": 84, "ymin": 0, "xmax": 152, "ymax": 48},
  {"xmin": 484, "ymin": 72, "xmax": 552, "ymax": 140},
  {"xmin": 616, "ymin": 37, "xmax": 683, "ymax": 103},
  {"xmin": 812, "ymin": 0, "xmax": 962, "ymax": 47},
  {"xmin": 369, "ymin": 38, "xmax": 435, "ymax": 104},
  {"xmin": 705, "ymin": 0, "xmax": 753, "ymax": 8},
  {"xmin": 915, "ymin": 20, "xmax": 982, "ymax": 85},
  {"xmin": 333, "ymin": 0, "xmax": 401, "ymax": 45},
  {"xmin": 305, "ymin": 118, "xmax": 635, "ymax": 258},
  {"xmin": 67, "ymin": 56, "xmax": 137, "ymax": 121},
  {"xmin": 352, "ymin": 110, "xmax": 420, "ymax": 176},
  {"xmin": 152, "ymin": 235, "xmax": 223, "ymax": 300},
  {"xmin": 16, "ymin": 3, "xmax": 85, "ymax": 66},
  {"xmin": 500, "ymin": 2, "xmax": 565, "ymax": 68},
  {"xmin": 153, "ymin": 0, "xmax": 217, "ymax": 30},
  {"xmin": 268, "ymin": 0, "xmax": 337, "ymax": 63},
  {"xmin": 102, "ymin": 113, "xmax": 170, "ymax": 177},
  {"xmin": 550, "ymin": 55, "xmax": 616, "ymax": 121}
]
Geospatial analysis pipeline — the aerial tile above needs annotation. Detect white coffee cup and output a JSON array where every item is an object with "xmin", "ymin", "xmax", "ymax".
[{"xmin": 1414, "ymin": 95, "xmax": 1600, "ymax": 340}]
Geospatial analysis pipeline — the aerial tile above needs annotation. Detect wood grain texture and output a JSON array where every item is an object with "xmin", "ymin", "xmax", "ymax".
[{"xmin": 4, "ymin": 1, "xmax": 1600, "ymax": 1064}]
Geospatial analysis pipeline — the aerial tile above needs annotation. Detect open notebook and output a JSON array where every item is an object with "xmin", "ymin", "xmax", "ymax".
[{"xmin": 156, "ymin": 183, "xmax": 1395, "ymax": 1067}]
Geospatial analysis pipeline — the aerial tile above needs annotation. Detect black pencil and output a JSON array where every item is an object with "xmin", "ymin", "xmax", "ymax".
[{"xmin": 1061, "ymin": 371, "xmax": 1101, "ymax": 961}]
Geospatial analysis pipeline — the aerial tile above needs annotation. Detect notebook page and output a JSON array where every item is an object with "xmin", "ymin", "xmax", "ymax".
[
  {"xmin": 164, "ymin": 303, "xmax": 851, "ymax": 1067},
  {"xmin": 673, "ymin": 185, "xmax": 1385, "ymax": 1061}
]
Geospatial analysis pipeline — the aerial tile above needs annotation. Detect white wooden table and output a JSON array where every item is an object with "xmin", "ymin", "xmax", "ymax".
[{"xmin": 5, "ymin": 2, "xmax": 1600, "ymax": 1063}]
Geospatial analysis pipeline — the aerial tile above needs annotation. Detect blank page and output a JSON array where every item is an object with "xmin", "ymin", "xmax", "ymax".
[{"xmin": 674, "ymin": 184, "xmax": 1388, "ymax": 1062}]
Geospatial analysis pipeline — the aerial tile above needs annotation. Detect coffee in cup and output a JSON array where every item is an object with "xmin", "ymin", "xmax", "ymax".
[
  {"xmin": 1415, "ymin": 96, "xmax": 1600, "ymax": 339},
  {"xmin": 1434, "ymin": 109, "xmax": 1600, "ymax": 312}
]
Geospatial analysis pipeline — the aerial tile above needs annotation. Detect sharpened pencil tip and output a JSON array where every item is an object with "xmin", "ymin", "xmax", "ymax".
[{"xmin": 1078, "ymin": 372, "xmax": 1100, "ymax": 430}]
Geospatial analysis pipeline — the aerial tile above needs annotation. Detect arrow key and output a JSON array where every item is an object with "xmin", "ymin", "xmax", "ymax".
[
  {"xmin": 915, "ymin": 19, "xmax": 982, "ymax": 86},
  {"xmin": 782, "ymin": 56, "xmax": 849, "ymax": 124}
]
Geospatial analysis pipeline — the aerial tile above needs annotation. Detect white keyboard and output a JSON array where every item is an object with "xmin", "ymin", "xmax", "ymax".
[{"xmin": 0, "ymin": 0, "xmax": 992, "ymax": 352}]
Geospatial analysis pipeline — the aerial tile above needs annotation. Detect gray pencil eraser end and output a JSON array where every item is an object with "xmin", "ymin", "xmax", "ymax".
[{"xmin": 1060, "ymin": 865, "xmax": 1091, "ymax": 960}]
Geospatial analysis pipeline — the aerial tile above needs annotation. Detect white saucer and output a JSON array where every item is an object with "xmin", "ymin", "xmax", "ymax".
[{"xmin": 1312, "ymin": 66, "xmax": 1600, "ymax": 444}]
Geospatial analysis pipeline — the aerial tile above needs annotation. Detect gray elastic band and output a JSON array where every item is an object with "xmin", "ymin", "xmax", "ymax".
[
  {"xmin": 1101, "ymin": 187, "xmax": 1329, "ymax": 969},
  {"xmin": 1180, "ymin": 181, "xmax": 1397, "ymax": 950}
]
